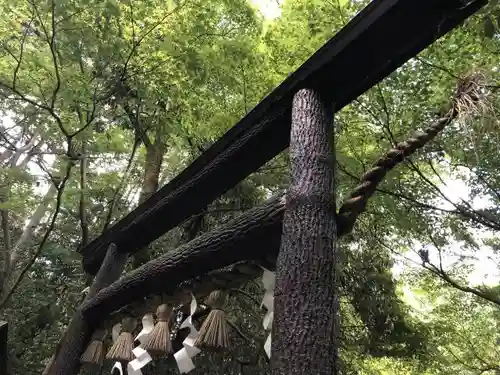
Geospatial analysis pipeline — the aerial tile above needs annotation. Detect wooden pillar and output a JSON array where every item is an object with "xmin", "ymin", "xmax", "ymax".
[
  {"xmin": 272, "ymin": 88, "xmax": 339, "ymax": 375},
  {"xmin": 0, "ymin": 321, "xmax": 7, "ymax": 375},
  {"xmin": 46, "ymin": 243, "xmax": 127, "ymax": 375}
]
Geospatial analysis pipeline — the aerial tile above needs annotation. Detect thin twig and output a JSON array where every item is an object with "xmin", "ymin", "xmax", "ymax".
[
  {"xmin": 79, "ymin": 143, "xmax": 89, "ymax": 248},
  {"xmin": 120, "ymin": 0, "xmax": 190, "ymax": 81},
  {"xmin": 102, "ymin": 140, "xmax": 140, "ymax": 232}
]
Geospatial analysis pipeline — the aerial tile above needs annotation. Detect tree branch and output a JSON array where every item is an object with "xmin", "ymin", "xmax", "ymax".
[
  {"xmin": 8, "ymin": 181, "xmax": 58, "ymax": 270},
  {"xmin": 336, "ymin": 161, "xmax": 457, "ymax": 214},
  {"xmin": 0, "ymin": 161, "xmax": 73, "ymax": 309},
  {"xmin": 409, "ymin": 161, "xmax": 500, "ymax": 231},
  {"xmin": 79, "ymin": 143, "xmax": 89, "ymax": 248},
  {"xmin": 0, "ymin": 209, "xmax": 11, "ymax": 290},
  {"xmin": 123, "ymin": 101, "xmax": 152, "ymax": 148},
  {"xmin": 11, "ymin": 17, "xmax": 31, "ymax": 91},
  {"xmin": 48, "ymin": 0, "xmax": 61, "ymax": 112},
  {"xmin": 425, "ymin": 261, "xmax": 500, "ymax": 306},
  {"xmin": 26, "ymin": 0, "xmax": 67, "ymax": 137},
  {"xmin": 102, "ymin": 139, "xmax": 140, "ymax": 232},
  {"xmin": 120, "ymin": 0, "xmax": 190, "ymax": 81}
]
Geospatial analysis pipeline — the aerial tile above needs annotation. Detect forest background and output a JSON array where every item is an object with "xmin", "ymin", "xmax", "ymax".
[{"xmin": 1, "ymin": 0, "xmax": 500, "ymax": 373}]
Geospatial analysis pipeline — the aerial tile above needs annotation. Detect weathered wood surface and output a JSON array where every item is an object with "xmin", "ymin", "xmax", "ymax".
[
  {"xmin": 0, "ymin": 321, "xmax": 7, "ymax": 375},
  {"xmin": 80, "ymin": 73, "xmax": 489, "ymax": 322},
  {"xmin": 272, "ymin": 89, "xmax": 338, "ymax": 375},
  {"xmin": 82, "ymin": 195, "xmax": 286, "ymax": 322},
  {"xmin": 79, "ymin": 0, "xmax": 485, "ymax": 275},
  {"xmin": 47, "ymin": 244, "xmax": 127, "ymax": 375}
]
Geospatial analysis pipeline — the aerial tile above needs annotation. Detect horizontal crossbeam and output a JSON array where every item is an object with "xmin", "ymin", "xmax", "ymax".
[
  {"xmin": 82, "ymin": 195, "xmax": 285, "ymax": 321},
  {"xmin": 79, "ymin": 0, "xmax": 485, "ymax": 275}
]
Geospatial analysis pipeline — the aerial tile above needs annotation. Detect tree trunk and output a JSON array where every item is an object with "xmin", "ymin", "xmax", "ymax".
[
  {"xmin": 138, "ymin": 140, "xmax": 164, "ymax": 204},
  {"xmin": 272, "ymin": 88, "xmax": 339, "ymax": 375},
  {"xmin": 7, "ymin": 184, "xmax": 58, "ymax": 272},
  {"xmin": 133, "ymin": 134, "xmax": 166, "ymax": 268},
  {"xmin": 46, "ymin": 244, "xmax": 127, "ymax": 375}
]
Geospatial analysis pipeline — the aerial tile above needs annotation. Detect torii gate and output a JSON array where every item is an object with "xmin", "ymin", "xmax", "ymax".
[{"xmin": 45, "ymin": 0, "xmax": 486, "ymax": 374}]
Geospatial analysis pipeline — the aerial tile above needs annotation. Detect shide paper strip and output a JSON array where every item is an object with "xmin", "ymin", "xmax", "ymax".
[
  {"xmin": 174, "ymin": 294, "xmax": 202, "ymax": 373},
  {"xmin": 174, "ymin": 347, "xmax": 196, "ymax": 374},
  {"xmin": 128, "ymin": 347, "xmax": 153, "ymax": 375},
  {"xmin": 264, "ymin": 333, "xmax": 271, "ymax": 359},
  {"xmin": 128, "ymin": 315, "xmax": 154, "ymax": 374},
  {"xmin": 111, "ymin": 362, "xmax": 123, "ymax": 375},
  {"xmin": 261, "ymin": 268, "xmax": 275, "ymax": 358}
]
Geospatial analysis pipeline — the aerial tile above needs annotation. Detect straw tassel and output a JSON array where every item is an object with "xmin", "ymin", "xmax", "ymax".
[
  {"xmin": 194, "ymin": 290, "xmax": 230, "ymax": 351},
  {"xmin": 80, "ymin": 329, "xmax": 107, "ymax": 365},
  {"xmin": 106, "ymin": 317, "xmax": 137, "ymax": 362},
  {"xmin": 143, "ymin": 304, "xmax": 173, "ymax": 355}
]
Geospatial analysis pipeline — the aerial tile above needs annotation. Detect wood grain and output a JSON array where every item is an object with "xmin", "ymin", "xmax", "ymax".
[{"xmin": 79, "ymin": 0, "xmax": 484, "ymax": 275}]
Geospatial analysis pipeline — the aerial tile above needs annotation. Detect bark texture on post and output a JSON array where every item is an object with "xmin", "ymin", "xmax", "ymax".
[
  {"xmin": 47, "ymin": 244, "xmax": 127, "ymax": 375},
  {"xmin": 82, "ymin": 196, "xmax": 285, "ymax": 322},
  {"xmin": 272, "ymin": 89, "xmax": 339, "ymax": 375}
]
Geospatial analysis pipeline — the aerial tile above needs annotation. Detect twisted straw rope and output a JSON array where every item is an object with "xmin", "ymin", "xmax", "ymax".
[{"xmin": 337, "ymin": 74, "xmax": 482, "ymax": 236}]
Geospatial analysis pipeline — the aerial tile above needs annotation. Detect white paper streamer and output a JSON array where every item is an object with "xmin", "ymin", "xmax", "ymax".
[
  {"xmin": 111, "ymin": 362, "xmax": 123, "ymax": 375},
  {"xmin": 264, "ymin": 333, "xmax": 272, "ymax": 358},
  {"xmin": 262, "ymin": 269, "xmax": 276, "ymax": 291},
  {"xmin": 129, "ymin": 316, "xmax": 154, "ymax": 375},
  {"xmin": 174, "ymin": 294, "xmax": 202, "ymax": 373},
  {"xmin": 135, "ymin": 314, "xmax": 154, "ymax": 346},
  {"xmin": 261, "ymin": 289, "xmax": 274, "ymax": 311},
  {"xmin": 109, "ymin": 321, "xmax": 153, "ymax": 375},
  {"xmin": 174, "ymin": 348, "xmax": 196, "ymax": 373},
  {"xmin": 128, "ymin": 347, "xmax": 153, "ymax": 375},
  {"xmin": 261, "ymin": 268, "xmax": 275, "ymax": 359},
  {"xmin": 263, "ymin": 310, "xmax": 273, "ymax": 330}
]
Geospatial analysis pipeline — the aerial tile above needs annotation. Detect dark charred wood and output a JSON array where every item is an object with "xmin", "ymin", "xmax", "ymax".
[
  {"xmin": 104, "ymin": 262, "xmax": 265, "ymax": 328},
  {"xmin": 272, "ymin": 89, "xmax": 338, "ymax": 375},
  {"xmin": 47, "ymin": 244, "xmax": 127, "ymax": 375},
  {"xmin": 0, "ymin": 321, "xmax": 7, "ymax": 375},
  {"xmin": 79, "ymin": 0, "xmax": 484, "ymax": 276},
  {"xmin": 81, "ymin": 196, "xmax": 286, "ymax": 323}
]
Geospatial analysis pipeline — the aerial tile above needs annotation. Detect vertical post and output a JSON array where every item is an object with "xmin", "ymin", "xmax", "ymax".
[
  {"xmin": 272, "ymin": 88, "xmax": 339, "ymax": 375},
  {"xmin": 0, "ymin": 321, "xmax": 7, "ymax": 375},
  {"xmin": 46, "ymin": 243, "xmax": 127, "ymax": 375}
]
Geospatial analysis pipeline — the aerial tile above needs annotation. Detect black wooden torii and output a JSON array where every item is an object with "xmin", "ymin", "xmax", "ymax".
[{"xmin": 47, "ymin": 0, "xmax": 486, "ymax": 374}]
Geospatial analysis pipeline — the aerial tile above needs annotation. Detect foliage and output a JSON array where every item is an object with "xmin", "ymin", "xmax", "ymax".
[{"xmin": 0, "ymin": 0, "xmax": 499, "ymax": 374}]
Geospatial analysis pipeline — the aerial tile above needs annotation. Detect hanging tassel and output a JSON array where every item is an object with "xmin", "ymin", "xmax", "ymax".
[
  {"xmin": 106, "ymin": 317, "xmax": 137, "ymax": 362},
  {"xmin": 194, "ymin": 290, "xmax": 230, "ymax": 351},
  {"xmin": 143, "ymin": 304, "xmax": 173, "ymax": 355},
  {"xmin": 80, "ymin": 329, "xmax": 107, "ymax": 365}
]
